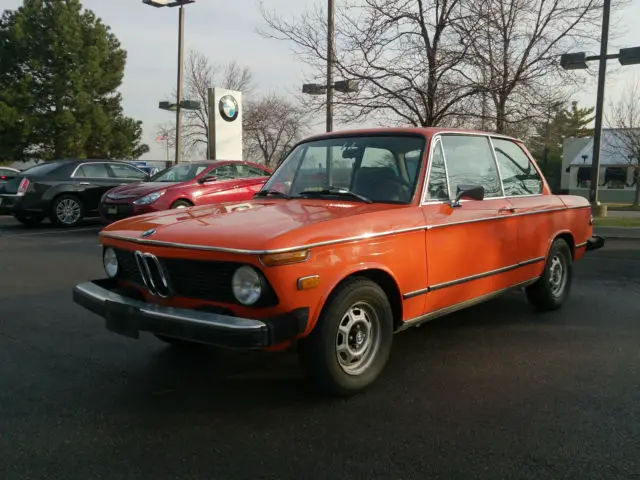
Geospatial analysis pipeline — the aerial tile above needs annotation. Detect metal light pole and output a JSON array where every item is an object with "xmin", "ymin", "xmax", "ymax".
[
  {"xmin": 142, "ymin": 0, "xmax": 194, "ymax": 164},
  {"xmin": 175, "ymin": 5, "xmax": 185, "ymax": 165},
  {"xmin": 326, "ymin": 0, "xmax": 335, "ymax": 133},
  {"xmin": 589, "ymin": 0, "xmax": 611, "ymax": 208}
]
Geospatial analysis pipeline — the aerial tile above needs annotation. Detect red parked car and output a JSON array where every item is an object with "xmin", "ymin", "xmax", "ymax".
[{"xmin": 98, "ymin": 160, "xmax": 271, "ymax": 222}]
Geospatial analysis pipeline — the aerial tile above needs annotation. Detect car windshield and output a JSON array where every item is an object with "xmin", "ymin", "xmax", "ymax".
[
  {"xmin": 259, "ymin": 135, "xmax": 426, "ymax": 203},
  {"xmin": 150, "ymin": 163, "xmax": 209, "ymax": 182}
]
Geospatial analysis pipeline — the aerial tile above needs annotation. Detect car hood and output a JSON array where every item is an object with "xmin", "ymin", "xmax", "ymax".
[
  {"xmin": 105, "ymin": 182, "xmax": 181, "ymax": 200},
  {"xmin": 100, "ymin": 199, "xmax": 422, "ymax": 252}
]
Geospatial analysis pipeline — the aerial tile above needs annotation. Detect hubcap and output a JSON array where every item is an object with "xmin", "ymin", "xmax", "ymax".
[
  {"xmin": 56, "ymin": 199, "xmax": 80, "ymax": 225},
  {"xmin": 335, "ymin": 302, "xmax": 381, "ymax": 376},
  {"xmin": 549, "ymin": 255, "xmax": 566, "ymax": 297}
]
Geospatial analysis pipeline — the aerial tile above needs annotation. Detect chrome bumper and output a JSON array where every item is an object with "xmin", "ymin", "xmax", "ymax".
[{"xmin": 72, "ymin": 279, "xmax": 308, "ymax": 349}]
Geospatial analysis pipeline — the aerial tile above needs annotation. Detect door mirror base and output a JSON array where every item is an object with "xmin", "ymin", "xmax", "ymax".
[{"xmin": 450, "ymin": 184, "xmax": 485, "ymax": 208}]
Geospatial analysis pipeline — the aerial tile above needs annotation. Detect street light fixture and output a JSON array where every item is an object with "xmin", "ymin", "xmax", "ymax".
[
  {"xmin": 560, "ymin": 0, "xmax": 640, "ymax": 214},
  {"xmin": 142, "ymin": 0, "xmax": 195, "ymax": 164},
  {"xmin": 159, "ymin": 100, "xmax": 201, "ymax": 112},
  {"xmin": 302, "ymin": 79, "xmax": 359, "ymax": 129}
]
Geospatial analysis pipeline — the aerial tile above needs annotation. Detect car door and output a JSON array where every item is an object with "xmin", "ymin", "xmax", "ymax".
[
  {"xmin": 196, "ymin": 163, "xmax": 247, "ymax": 205},
  {"xmin": 420, "ymin": 133, "xmax": 520, "ymax": 314},
  {"xmin": 71, "ymin": 163, "xmax": 120, "ymax": 211},
  {"xmin": 490, "ymin": 137, "xmax": 566, "ymax": 281}
]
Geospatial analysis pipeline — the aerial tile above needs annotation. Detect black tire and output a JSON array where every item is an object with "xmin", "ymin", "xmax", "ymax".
[
  {"xmin": 298, "ymin": 277, "xmax": 394, "ymax": 396},
  {"xmin": 13, "ymin": 213, "xmax": 45, "ymax": 227},
  {"xmin": 525, "ymin": 238, "xmax": 573, "ymax": 311},
  {"xmin": 170, "ymin": 199, "xmax": 193, "ymax": 209},
  {"xmin": 50, "ymin": 194, "xmax": 84, "ymax": 227}
]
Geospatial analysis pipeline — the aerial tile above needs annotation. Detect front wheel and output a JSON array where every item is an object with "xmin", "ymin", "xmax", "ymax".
[
  {"xmin": 170, "ymin": 199, "xmax": 193, "ymax": 209},
  {"xmin": 298, "ymin": 277, "xmax": 393, "ymax": 396},
  {"xmin": 525, "ymin": 238, "xmax": 573, "ymax": 311}
]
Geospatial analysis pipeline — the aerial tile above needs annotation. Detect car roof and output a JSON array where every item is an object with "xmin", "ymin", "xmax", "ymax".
[{"xmin": 302, "ymin": 127, "xmax": 521, "ymax": 143}]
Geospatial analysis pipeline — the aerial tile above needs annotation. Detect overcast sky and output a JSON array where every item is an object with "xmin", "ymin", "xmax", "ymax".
[{"xmin": 3, "ymin": 0, "xmax": 640, "ymax": 161}]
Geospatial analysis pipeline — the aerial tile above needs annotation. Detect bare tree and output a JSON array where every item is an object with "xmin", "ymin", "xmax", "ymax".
[
  {"xmin": 167, "ymin": 49, "xmax": 253, "ymax": 156},
  {"xmin": 606, "ymin": 80, "xmax": 640, "ymax": 206},
  {"xmin": 243, "ymin": 93, "xmax": 309, "ymax": 168},
  {"xmin": 458, "ymin": 0, "xmax": 606, "ymax": 134},
  {"xmin": 260, "ymin": 0, "xmax": 480, "ymax": 127}
]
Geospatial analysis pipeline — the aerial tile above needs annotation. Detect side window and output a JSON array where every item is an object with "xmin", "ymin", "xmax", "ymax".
[
  {"xmin": 107, "ymin": 163, "xmax": 147, "ymax": 180},
  {"xmin": 492, "ymin": 138, "xmax": 543, "ymax": 196},
  {"xmin": 212, "ymin": 164, "xmax": 237, "ymax": 179},
  {"xmin": 426, "ymin": 140, "xmax": 449, "ymax": 201},
  {"xmin": 74, "ymin": 163, "xmax": 110, "ymax": 178},
  {"xmin": 236, "ymin": 164, "xmax": 268, "ymax": 178},
  {"xmin": 440, "ymin": 135, "xmax": 502, "ymax": 198}
]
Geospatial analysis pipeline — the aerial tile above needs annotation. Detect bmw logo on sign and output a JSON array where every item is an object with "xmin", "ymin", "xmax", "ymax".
[{"xmin": 219, "ymin": 95, "xmax": 239, "ymax": 122}]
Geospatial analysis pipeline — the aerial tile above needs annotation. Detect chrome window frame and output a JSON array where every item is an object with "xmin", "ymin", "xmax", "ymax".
[
  {"xmin": 491, "ymin": 137, "xmax": 545, "ymax": 198},
  {"xmin": 70, "ymin": 162, "xmax": 113, "ymax": 180},
  {"xmin": 420, "ymin": 131, "xmax": 544, "ymax": 206}
]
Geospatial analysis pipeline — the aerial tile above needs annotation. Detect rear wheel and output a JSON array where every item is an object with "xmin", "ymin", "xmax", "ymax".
[
  {"xmin": 50, "ymin": 194, "xmax": 84, "ymax": 227},
  {"xmin": 298, "ymin": 277, "xmax": 394, "ymax": 396},
  {"xmin": 170, "ymin": 199, "xmax": 193, "ymax": 209},
  {"xmin": 526, "ymin": 238, "xmax": 573, "ymax": 311},
  {"xmin": 14, "ymin": 213, "xmax": 45, "ymax": 227}
]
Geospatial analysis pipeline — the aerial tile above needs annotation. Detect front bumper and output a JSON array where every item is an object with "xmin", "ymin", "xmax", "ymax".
[
  {"xmin": 586, "ymin": 235, "xmax": 605, "ymax": 252},
  {"xmin": 73, "ymin": 279, "xmax": 309, "ymax": 349}
]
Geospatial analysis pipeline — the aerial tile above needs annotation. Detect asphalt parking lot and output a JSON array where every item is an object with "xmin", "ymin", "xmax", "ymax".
[{"xmin": 1, "ymin": 215, "xmax": 639, "ymax": 480}]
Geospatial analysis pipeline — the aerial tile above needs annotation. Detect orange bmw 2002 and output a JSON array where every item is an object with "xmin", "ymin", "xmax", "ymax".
[{"xmin": 73, "ymin": 128, "xmax": 605, "ymax": 396}]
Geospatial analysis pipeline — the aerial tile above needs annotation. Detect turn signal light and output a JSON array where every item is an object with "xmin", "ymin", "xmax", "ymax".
[
  {"xmin": 259, "ymin": 249, "xmax": 310, "ymax": 267},
  {"xmin": 297, "ymin": 275, "xmax": 320, "ymax": 290}
]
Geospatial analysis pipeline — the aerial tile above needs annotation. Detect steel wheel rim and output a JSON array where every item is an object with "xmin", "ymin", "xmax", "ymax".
[
  {"xmin": 56, "ymin": 198, "xmax": 81, "ymax": 225},
  {"xmin": 335, "ymin": 301, "xmax": 381, "ymax": 376},
  {"xmin": 549, "ymin": 255, "xmax": 566, "ymax": 297}
]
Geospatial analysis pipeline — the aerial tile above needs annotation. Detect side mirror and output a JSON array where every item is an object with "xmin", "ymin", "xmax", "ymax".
[
  {"xmin": 450, "ymin": 184, "xmax": 484, "ymax": 208},
  {"xmin": 198, "ymin": 175, "xmax": 217, "ymax": 184}
]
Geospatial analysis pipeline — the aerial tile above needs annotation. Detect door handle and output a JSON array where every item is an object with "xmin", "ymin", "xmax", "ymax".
[
  {"xmin": 79, "ymin": 182, "xmax": 91, "ymax": 186},
  {"xmin": 498, "ymin": 206, "xmax": 516, "ymax": 213}
]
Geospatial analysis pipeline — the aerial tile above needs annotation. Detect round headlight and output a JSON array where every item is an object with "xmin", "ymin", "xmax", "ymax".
[
  {"xmin": 103, "ymin": 248, "xmax": 119, "ymax": 278},
  {"xmin": 232, "ymin": 266, "xmax": 263, "ymax": 305}
]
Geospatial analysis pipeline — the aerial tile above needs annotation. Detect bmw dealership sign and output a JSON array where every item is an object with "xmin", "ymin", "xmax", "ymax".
[
  {"xmin": 208, "ymin": 88, "xmax": 243, "ymax": 160},
  {"xmin": 219, "ymin": 95, "xmax": 239, "ymax": 122}
]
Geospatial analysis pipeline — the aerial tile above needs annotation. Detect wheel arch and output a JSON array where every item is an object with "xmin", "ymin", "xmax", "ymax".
[
  {"xmin": 313, "ymin": 267, "xmax": 404, "ymax": 332},
  {"xmin": 549, "ymin": 230, "xmax": 575, "ymax": 259}
]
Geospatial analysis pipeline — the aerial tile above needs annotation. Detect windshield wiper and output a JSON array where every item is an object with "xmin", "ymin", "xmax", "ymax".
[
  {"xmin": 254, "ymin": 189, "xmax": 292, "ymax": 199},
  {"xmin": 299, "ymin": 187, "xmax": 373, "ymax": 203}
]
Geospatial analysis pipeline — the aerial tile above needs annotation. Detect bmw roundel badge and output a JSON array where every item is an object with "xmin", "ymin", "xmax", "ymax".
[
  {"xmin": 219, "ymin": 95, "xmax": 239, "ymax": 122},
  {"xmin": 141, "ymin": 228, "xmax": 156, "ymax": 238}
]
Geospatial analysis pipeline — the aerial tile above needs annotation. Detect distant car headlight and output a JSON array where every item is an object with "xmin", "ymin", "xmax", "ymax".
[
  {"xmin": 103, "ymin": 248, "xmax": 119, "ymax": 278},
  {"xmin": 133, "ymin": 190, "xmax": 165, "ymax": 205},
  {"xmin": 232, "ymin": 266, "xmax": 263, "ymax": 305}
]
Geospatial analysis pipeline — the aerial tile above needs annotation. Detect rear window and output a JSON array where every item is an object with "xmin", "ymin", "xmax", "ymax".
[{"xmin": 21, "ymin": 162, "xmax": 61, "ymax": 176}]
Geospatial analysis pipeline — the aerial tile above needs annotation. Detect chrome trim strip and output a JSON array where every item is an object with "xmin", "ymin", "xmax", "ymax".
[
  {"xmin": 402, "ymin": 256, "xmax": 545, "ymax": 299},
  {"xmin": 576, "ymin": 241, "xmax": 587, "ymax": 248},
  {"xmin": 102, "ymin": 204, "xmax": 591, "ymax": 255},
  {"xmin": 396, "ymin": 277, "xmax": 540, "ymax": 332},
  {"xmin": 101, "ymin": 224, "xmax": 430, "ymax": 255},
  {"xmin": 487, "ymin": 135, "xmax": 506, "ymax": 198}
]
